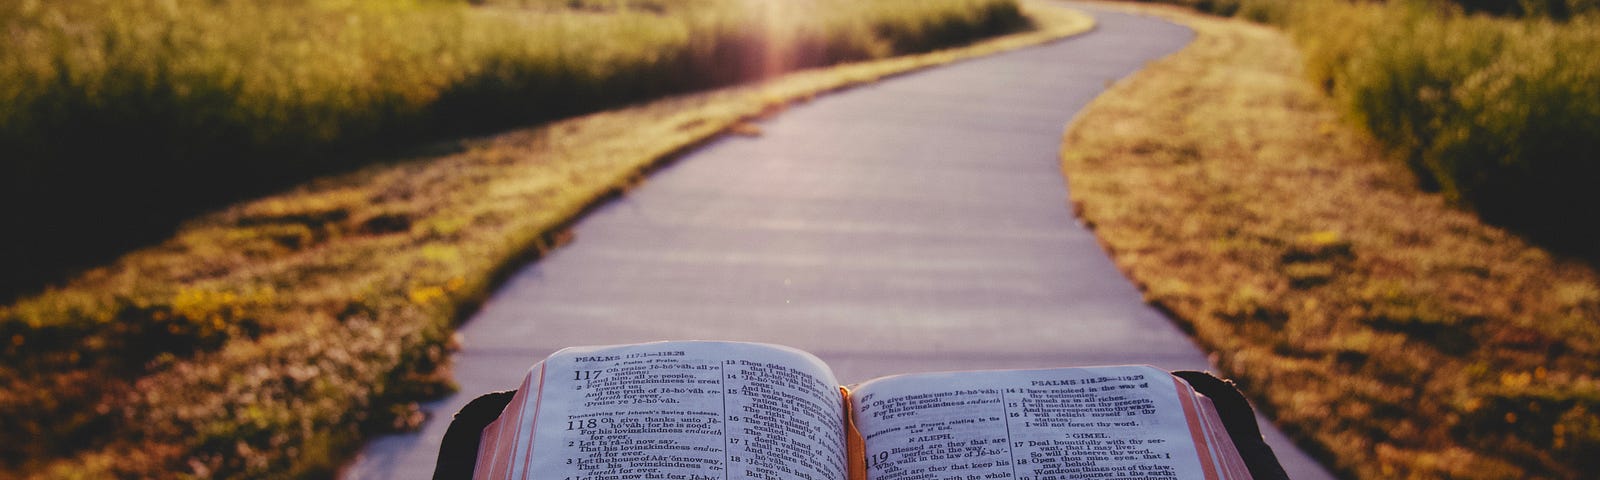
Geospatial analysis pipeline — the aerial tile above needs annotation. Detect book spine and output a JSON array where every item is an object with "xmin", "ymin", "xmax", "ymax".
[{"xmin": 843, "ymin": 386, "xmax": 868, "ymax": 480}]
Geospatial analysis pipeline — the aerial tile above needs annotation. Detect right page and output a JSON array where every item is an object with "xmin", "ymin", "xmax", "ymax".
[{"xmin": 849, "ymin": 365, "xmax": 1245, "ymax": 480}]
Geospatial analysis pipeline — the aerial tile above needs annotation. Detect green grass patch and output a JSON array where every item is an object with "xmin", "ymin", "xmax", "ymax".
[
  {"xmin": 1066, "ymin": 3, "xmax": 1600, "ymax": 477},
  {"xmin": 0, "ymin": 2, "xmax": 1094, "ymax": 477}
]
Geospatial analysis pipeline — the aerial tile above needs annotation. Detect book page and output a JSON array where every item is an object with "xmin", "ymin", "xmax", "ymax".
[
  {"xmin": 850, "ymin": 365, "xmax": 1229, "ymax": 480},
  {"xmin": 484, "ymin": 341, "xmax": 849, "ymax": 480}
]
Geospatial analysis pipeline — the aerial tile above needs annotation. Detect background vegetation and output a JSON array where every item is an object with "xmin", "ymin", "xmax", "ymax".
[
  {"xmin": 0, "ymin": 1, "xmax": 1095, "ymax": 477},
  {"xmin": 1070, "ymin": 2, "xmax": 1600, "ymax": 477},
  {"xmin": 1132, "ymin": 0, "xmax": 1600, "ymax": 259},
  {"xmin": 0, "ymin": 0, "xmax": 1029, "ymax": 301}
]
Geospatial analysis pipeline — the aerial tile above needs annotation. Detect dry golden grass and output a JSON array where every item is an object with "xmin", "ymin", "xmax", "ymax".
[
  {"xmin": 0, "ymin": 3, "xmax": 1093, "ymax": 477},
  {"xmin": 1063, "ymin": 3, "xmax": 1600, "ymax": 478}
]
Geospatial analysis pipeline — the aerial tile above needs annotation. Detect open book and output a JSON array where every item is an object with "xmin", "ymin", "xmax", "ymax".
[{"xmin": 471, "ymin": 341, "xmax": 1252, "ymax": 480}]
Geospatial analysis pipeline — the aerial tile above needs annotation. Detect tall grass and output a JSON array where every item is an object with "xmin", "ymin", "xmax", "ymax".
[
  {"xmin": 1451, "ymin": 0, "xmax": 1600, "ymax": 18},
  {"xmin": 0, "ymin": 0, "xmax": 1028, "ymax": 300},
  {"xmin": 1296, "ymin": 1, "xmax": 1600, "ymax": 257},
  {"xmin": 0, "ymin": 0, "xmax": 1026, "ymax": 158},
  {"xmin": 1135, "ymin": 0, "xmax": 1600, "ymax": 257},
  {"xmin": 0, "ymin": 0, "xmax": 1031, "ymax": 476}
]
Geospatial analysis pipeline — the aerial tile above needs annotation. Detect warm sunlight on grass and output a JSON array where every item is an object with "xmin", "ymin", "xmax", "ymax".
[
  {"xmin": 0, "ymin": 0, "xmax": 1032, "ymax": 300},
  {"xmin": 0, "ymin": 2, "xmax": 1094, "ymax": 477},
  {"xmin": 1065, "ymin": 3, "xmax": 1600, "ymax": 478},
  {"xmin": 1130, "ymin": 0, "xmax": 1600, "ymax": 257}
]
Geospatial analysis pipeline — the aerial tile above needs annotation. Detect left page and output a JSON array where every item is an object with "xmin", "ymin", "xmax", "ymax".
[{"xmin": 474, "ymin": 341, "xmax": 850, "ymax": 480}]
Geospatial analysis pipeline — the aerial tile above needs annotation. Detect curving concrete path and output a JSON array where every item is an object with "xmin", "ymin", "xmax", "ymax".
[{"xmin": 344, "ymin": 4, "xmax": 1336, "ymax": 479}]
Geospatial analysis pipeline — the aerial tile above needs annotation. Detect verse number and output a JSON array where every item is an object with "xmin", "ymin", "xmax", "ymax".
[{"xmin": 867, "ymin": 451, "xmax": 892, "ymax": 469}]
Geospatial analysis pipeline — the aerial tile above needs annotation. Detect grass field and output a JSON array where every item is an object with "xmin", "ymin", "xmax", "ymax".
[
  {"xmin": 0, "ymin": 0, "xmax": 1032, "ymax": 301},
  {"xmin": 1129, "ymin": 0, "xmax": 1600, "ymax": 258},
  {"xmin": 1066, "ymin": 3, "xmax": 1600, "ymax": 477},
  {"xmin": 0, "ymin": 2, "xmax": 1094, "ymax": 477}
]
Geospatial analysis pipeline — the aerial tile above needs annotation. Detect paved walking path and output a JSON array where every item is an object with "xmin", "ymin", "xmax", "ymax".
[{"xmin": 345, "ymin": 4, "xmax": 1335, "ymax": 478}]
